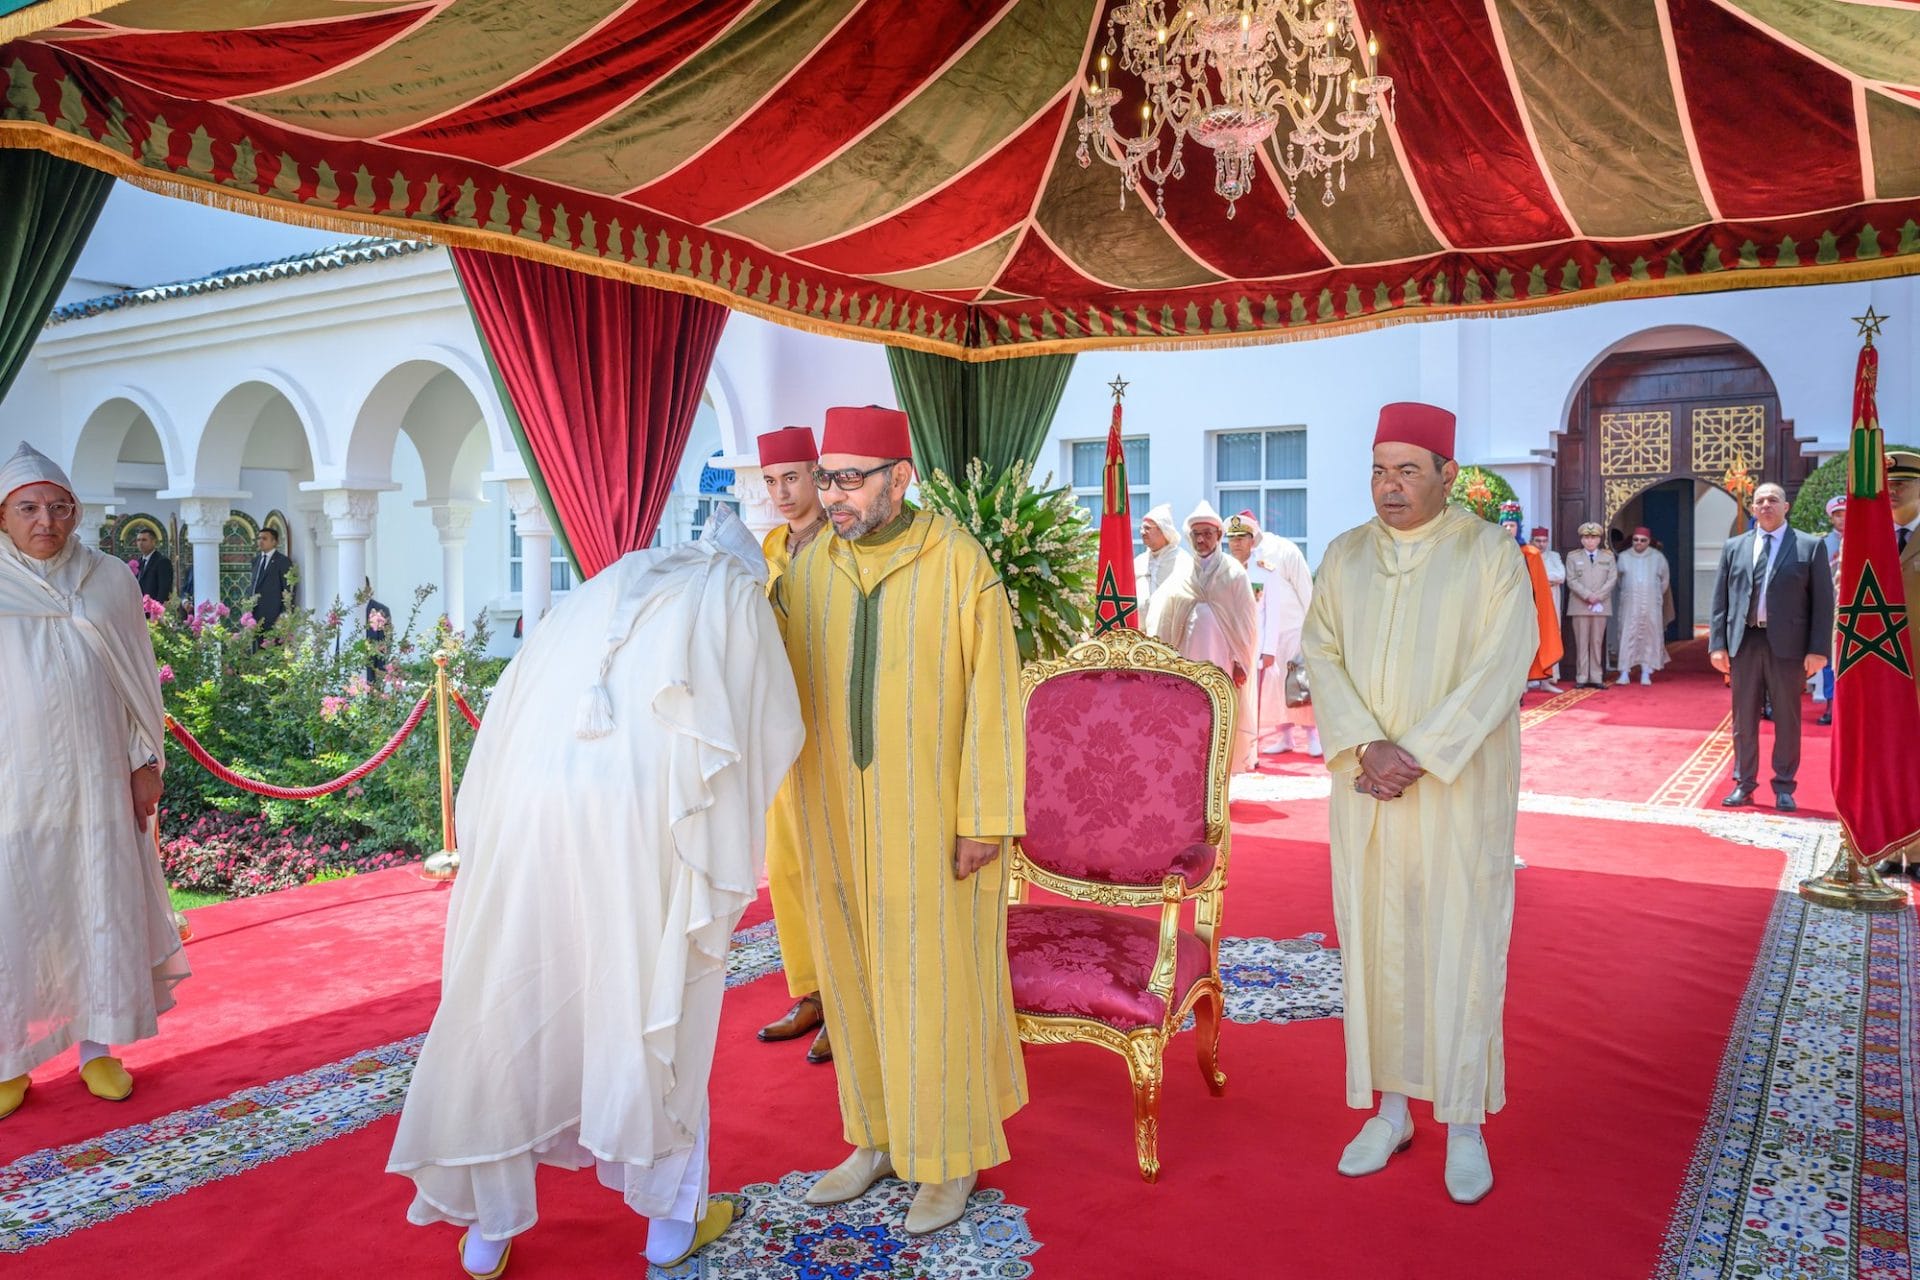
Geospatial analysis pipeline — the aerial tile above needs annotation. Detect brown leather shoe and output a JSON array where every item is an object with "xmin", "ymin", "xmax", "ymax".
[
  {"xmin": 757, "ymin": 994, "xmax": 823, "ymax": 1043},
  {"xmin": 806, "ymin": 1023, "xmax": 833, "ymax": 1064}
]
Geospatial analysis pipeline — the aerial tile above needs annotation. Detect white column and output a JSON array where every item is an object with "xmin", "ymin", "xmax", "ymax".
[
  {"xmin": 424, "ymin": 500, "xmax": 480, "ymax": 630},
  {"xmin": 291, "ymin": 495, "xmax": 326, "ymax": 611},
  {"xmin": 505, "ymin": 480, "xmax": 553, "ymax": 640},
  {"xmin": 321, "ymin": 488, "xmax": 378, "ymax": 608},
  {"xmin": 80, "ymin": 502, "xmax": 114, "ymax": 551},
  {"xmin": 177, "ymin": 497, "xmax": 229, "ymax": 608},
  {"xmin": 725, "ymin": 459, "xmax": 783, "ymax": 539},
  {"xmin": 310, "ymin": 518, "xmax": 338, "ymax": 612},
  {"xmin": 660, "ymin": 492, "xmax": 697, "ymax": 546}
]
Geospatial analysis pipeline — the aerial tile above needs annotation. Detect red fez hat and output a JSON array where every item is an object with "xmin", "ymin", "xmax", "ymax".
[
  {"xmin": 756, "ymin": 426, "xmax": 818, "ymax": 468},
  {"xmin": 1373, "ymin": 402, "xmax": 1456, "ymax": 459},
  {"xmin": 821, "ymin": 405, "xmax": 912, "ymax": 460},
  {"xmin": 1529, "ymin": 526, "xmax": 1548, "ymax": 539},
  {"xmin": 1633, "ymin": 526, "xmax": 1652, "ymax": 538}
]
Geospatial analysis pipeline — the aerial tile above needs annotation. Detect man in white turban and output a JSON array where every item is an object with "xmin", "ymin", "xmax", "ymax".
[
  {"xmin": 1225, "ymin": 510, "xmax": 1315, "ymax": 755},
  {"xmin": 1148, "ymin": 500, "xmax": 1260, "ymax": 770},
  {"xmin": 0, "ymin": 442, "xmax": 186, "ymax": 1120},
  {"xmin": 387, "ymin": 504, "xmax": 805, "ymax": 1275},
  {"xmin": 1134, "ymin": 503, "xmax": 1190, "ymax": 609}
]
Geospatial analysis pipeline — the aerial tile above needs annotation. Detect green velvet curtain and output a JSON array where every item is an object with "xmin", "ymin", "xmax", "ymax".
[
  {"xmin": 885, "ymin": 345, "xmax": 1075, "ymax": 480},
  {"xmin": 0, "ymin": 150, "xmax": 113, "ymax": 404}
]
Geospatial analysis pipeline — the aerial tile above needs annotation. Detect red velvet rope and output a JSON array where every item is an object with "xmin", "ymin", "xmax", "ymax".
[
  {"xmin": 450, "ymin": 687, "xmax": 482, "ymax": 730},
  {"xmin": 164, "ymin": 693, "xmax": 433, "ymax": 800}
]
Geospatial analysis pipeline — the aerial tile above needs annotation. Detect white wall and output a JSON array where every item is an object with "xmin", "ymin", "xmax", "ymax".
[
  {"xmin": 1041, "ymin": 277, "xmax": 1920, "ymax": 566},
  {"xmin": 8, "ymin": 191, "xmax": 1913, "ymax": 653}
]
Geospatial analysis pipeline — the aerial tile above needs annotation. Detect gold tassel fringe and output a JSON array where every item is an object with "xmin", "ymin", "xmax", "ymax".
[{"xmin": 7, "ymin": 121, "xmax": 1920, "ymax": 363}]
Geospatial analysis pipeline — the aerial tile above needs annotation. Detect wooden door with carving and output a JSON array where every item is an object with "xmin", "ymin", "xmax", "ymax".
[{"xmin": 1554, "ymin": 344, "xmax": 1811, "ymax": 539}]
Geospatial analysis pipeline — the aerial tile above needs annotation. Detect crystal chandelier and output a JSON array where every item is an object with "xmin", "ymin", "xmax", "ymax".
[{"xmin": 1076, "ymin": 1, "xmax": 1394, "ymax": 219}]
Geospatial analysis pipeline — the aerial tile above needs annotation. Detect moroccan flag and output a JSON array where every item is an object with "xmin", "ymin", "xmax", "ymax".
[
  {"xmin": 1830, "ymin": 332, "xmax": 1920, "ymax": 862},
  {"xmin": 1091, "ymin": 397, "xmax": 1139, "ymax": 632}
]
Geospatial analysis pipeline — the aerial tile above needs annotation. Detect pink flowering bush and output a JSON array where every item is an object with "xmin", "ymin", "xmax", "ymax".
[
  {"xmin": 158, "ymin": 809, "xmax": 417, "ymax": 898},
  {"xmin": 152, "ymin": 582, "xmax": 503, "ymax": 873}
]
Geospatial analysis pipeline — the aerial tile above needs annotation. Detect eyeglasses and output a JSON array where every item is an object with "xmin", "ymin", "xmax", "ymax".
[
  {"xmin": 813, "ymin": 460, "xmax": 902, "ymax": 492},
  {"xmin": 5, "ymin": 500, "xmax": 77, "ymax": 521}
]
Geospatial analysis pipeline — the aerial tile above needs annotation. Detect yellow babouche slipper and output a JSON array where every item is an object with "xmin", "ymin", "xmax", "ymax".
[
  {"xmin": 662, "ymin": 1199, "xmax": 736, "ymax": 1268},
  {"xmin": 456, "ymin": 1231, "xmax": 511, "ymax": 1280},
  {"xmin": 0, "ymin": 1075, "xmax": 29, "ymax": 1120},
  {"xmin": 78, "ymin": 1057, "xmax": 133, "ymax": 1102}
]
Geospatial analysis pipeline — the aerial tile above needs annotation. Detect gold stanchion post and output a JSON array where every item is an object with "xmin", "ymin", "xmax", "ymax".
[
  {"xmin": 1797, "ymin": 834, "xmax": 1909, "ymax": 912},
  {"xmin": 421, "ymin": 651, "xmax": 461, "ymax": 881}
]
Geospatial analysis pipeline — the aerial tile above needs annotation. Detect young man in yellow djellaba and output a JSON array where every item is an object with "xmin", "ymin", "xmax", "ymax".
[
  {"xmin": 774, "ymin": 404, "xmax": 1026, "ymax": 1236},
  {"xmin": 751, "ymin": 424, "xmax": 831, "ymax": 1067}
]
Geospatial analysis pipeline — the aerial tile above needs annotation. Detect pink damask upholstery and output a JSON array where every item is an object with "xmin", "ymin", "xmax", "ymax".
[
  {"xmin": 1022, "ymin": 669, "xmax": 1215, "ymax": 886},
  {"xmin": 1007, "ymin": 904, "xmax": 1212, "ymax": 1030}
]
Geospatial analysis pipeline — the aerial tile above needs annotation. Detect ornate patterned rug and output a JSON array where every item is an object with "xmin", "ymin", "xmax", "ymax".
[{"xmin": 3, "ymin": 798, "xmax": 1911, "ymax": 1279}]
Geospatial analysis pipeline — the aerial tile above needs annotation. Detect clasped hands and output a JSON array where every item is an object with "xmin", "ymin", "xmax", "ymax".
[{"xmin": 1355, "ymin": 740, "xmax": 1424, "ymax": 802}]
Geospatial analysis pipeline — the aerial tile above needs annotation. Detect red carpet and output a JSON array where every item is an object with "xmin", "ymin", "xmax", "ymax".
[
  {"xmin": 1511, "ymin": 639, "xmax": 1837, "ymax": 817},
  {"xmin": 7, "ymin": 791, "xmax": 1800, "ymax": 1278}
]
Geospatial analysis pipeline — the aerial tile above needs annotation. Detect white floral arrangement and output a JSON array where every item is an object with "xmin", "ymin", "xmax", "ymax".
[{"xmin": 918, "ymin": 457, "xmax": 1096, "ymax": 663}]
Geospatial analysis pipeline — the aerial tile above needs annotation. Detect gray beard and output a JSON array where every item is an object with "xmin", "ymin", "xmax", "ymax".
[{"xmin": 831, "ymin": 492, "xmax": 898, "ymax": 540}]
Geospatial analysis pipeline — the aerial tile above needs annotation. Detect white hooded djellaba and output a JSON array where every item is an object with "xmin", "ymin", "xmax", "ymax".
[
  {"xmin": 0, "ymin": 443, "xmax": 186, "ymax": 1079},
  {"xmin": 387, "ymin": 506, "xmax": 804, "ymax": 1241}
]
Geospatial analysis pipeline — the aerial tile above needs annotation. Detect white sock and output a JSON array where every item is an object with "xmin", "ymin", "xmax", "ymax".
[
  {"xmin": 1378, "ymin": 1092, "xmax": 1410, "ymax": 1129},
  {"xmin": 643, "ymin": 1117, "xmax": 710, "ymax": 1265},
  {"xmin": 1447, "ymin": 1122, "xmax": 1483, "ymax": 1146},
  {"xmin": 644, "ymin": 1214, "xmax": 697, "ymax": 1265},
  {"xmin": 462, "ymin": 1231, "xmax": 509, "ymax": 1274},
  {"xmin": 77, "ymin": 1040, "xmax": 110, "ymax": 1066}
]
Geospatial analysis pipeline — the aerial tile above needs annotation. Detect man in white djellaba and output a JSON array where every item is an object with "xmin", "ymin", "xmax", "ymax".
[
  {"xmin": 1225, "ymin": 510, "xmax": 1315, "ymax": 755},
  {"xmin": 1133, "ymin": 503, "xmax": 1190, "ymax": 607},
  {"xmin": 387, "ymin": 504, "xmax": 804, "ymax": 1276},
  {"xmin": 1615, "ymin": 526, "xmax": 1672, "ymax": 684},
  {"xmin": 0, "ymin": 443, "xmax": 186, "ymax": 1120},
  {"xmin": 1147, "ymin": 500, "xmax": 1260, "ymax": 771}
]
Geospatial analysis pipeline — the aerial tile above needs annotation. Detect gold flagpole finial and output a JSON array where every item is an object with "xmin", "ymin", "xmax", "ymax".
[
  {"xmin": 1854, "ymin": 305, "xmax": 1888, "ymax": 344},
  {"xmin": 1107, "ymin": 374, "xmax": 1130, "ymax": 401}
]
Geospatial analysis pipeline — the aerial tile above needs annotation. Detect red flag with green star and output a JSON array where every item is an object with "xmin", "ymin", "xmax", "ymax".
[
  {"xmin": 1092, "ymin": 385, "xmax": 1139, "ymax": 632},
  {"xmin": 1830, "ymin": 316, "xmax": 1920, "ymax": 863}
]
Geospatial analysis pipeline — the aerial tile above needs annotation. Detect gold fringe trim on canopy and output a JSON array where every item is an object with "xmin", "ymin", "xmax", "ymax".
[
  {"xmin": 0, "ymin": 123, "xmax": 975, "ymax": 360},
  {"xmin": 0, "ymin": 0, "xmax": 125, "ymax": 44},
  {"xmin": 7, "ymin": 122, "xmax": 1920, "ymax": 363},
  {"xmin": 962, "ymin": 254, "xmax": 1920, "ymax": 362}
]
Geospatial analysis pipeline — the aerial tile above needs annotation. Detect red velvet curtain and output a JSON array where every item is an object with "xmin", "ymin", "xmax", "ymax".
[{"xmin": 451, "ymin": 250, "xmax": 728, "ymax": 578}]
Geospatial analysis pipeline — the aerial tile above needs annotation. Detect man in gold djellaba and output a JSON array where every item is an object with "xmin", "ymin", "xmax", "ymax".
[{"xmin": 774, "ymin": 404, "xmax": 1026, "ymax": 1237}]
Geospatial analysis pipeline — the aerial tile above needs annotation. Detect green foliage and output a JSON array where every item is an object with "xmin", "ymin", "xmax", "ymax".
[
  {"xmin": 917, "ymin": 458, "xmax": 1097, "ymax": 663},
  {"xmin": 1449, "ymin": 465, "xmax": 1518, "ymax": 522},
  {"xmin": 152, "ymin": 586, "xmax": 504, "ymax": 856},
  {"xmin": 1789, "ymin": 445, "xmax": 1918, "ymax": 532}
]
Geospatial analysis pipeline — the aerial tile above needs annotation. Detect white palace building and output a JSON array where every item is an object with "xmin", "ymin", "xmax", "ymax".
[{"xmin": 4, "ymin": 182, "xmax": 1918, "ymax": 654}]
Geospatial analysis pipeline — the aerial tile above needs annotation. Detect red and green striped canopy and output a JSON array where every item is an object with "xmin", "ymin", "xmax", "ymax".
[{"xmin": 4, "ymin": 0, "xmax": 1920, "ymax": 359}]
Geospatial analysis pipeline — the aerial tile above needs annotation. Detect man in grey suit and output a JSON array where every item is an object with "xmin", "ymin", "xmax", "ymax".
[{"xmin": 1709, "ymin": 482, "xmax": 1834, "ymax": 811}]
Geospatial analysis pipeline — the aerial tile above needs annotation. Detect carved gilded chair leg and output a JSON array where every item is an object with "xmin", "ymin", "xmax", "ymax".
[
  {"xmin": 1193, "ymin": 984, "xmax": 1227, "ymax": 1095},
  {"xmin": 1127, "ymin": 1032, "xmax": 1165, "ymax": 1182}
]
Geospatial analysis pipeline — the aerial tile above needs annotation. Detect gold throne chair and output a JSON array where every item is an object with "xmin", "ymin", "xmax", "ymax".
[{"xmin": 1005, "ymin": 628, "xmax": 1234, "ymax": 1182}]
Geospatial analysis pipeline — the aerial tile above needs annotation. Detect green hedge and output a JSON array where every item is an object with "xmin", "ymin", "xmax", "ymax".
[
  {"xmin": 1788, "ymin": 445, "xmax": 1919, "ymax": 533},
  {"xmin": 153, "ymin": 586, "xmax": 503, "ymax": 856}
]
